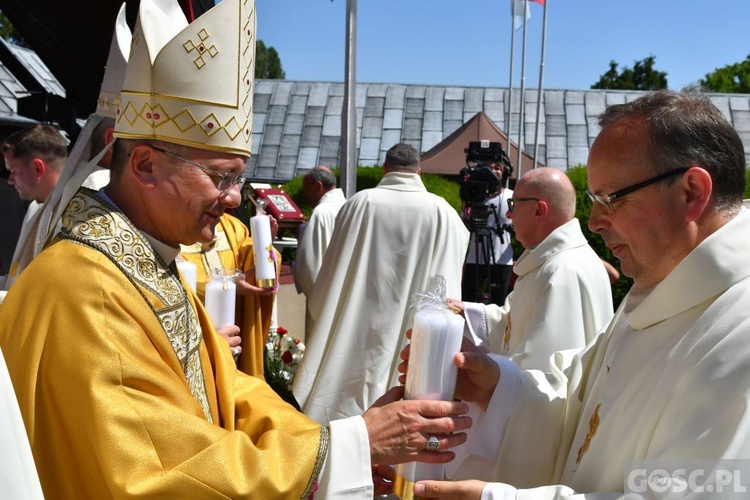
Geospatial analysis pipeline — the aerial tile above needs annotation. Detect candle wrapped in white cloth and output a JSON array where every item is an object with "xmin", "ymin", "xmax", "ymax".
[
  {"xmin": 204, "ymin": 268, "xmax": 238, "ymax": 329},
  {"xmin": 394, "ymin": 277, "xmax": 465, "ymax": 500}
]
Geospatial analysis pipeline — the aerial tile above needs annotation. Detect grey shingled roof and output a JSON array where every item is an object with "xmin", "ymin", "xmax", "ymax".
[
  {"xmin": 0, "ymin": 58, "xmax": 37, "ymax": 127},
  {"xmin": 248, "ymin": 80, "xmax": 750, "ymax": 183}
]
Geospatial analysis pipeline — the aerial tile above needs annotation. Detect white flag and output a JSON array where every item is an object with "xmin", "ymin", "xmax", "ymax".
[{"xmin": 511, "ymin": 0, "xmax": 531, "ymax": 31}]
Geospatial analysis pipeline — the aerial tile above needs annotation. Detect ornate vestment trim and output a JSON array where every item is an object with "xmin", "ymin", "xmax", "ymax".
[{"xmin": 60, "ymin": 188, "xmax": 213, "ymax": 422}]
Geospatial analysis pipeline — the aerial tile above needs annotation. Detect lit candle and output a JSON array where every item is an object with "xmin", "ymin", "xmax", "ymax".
[
  {"xmin": 176, "ymin": 259, "xmax": 197, "ymax": 293},
  {"xmin": 204, "ymin": 271, "xmax": 236, "ymax": 329},
  {"xmin": 394, "ymin": 308, "xmax": 465, "ymax": 499},
  {"xmin": 249, "ymin": 214, "xmax": 276, "ymax": 288}
]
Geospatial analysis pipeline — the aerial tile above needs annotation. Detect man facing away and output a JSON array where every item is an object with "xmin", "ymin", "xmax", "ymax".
[
  {"xmin": 293, "ymin": 164, "xmax": 347, "ymax": 337},
  {"xmin": 0, "ymin": 1, "xmax": 472, "ymax": 497},
  {"xmin": 294, "ymin": 142, "xmax": 470, "ymax": 425},
  {"xmin": 406, "ymin": 88, "xmax": 750, "ymax": 499},
  {"xmin": 1, "ymin": 124, "xmax": 67, "ymax": 292},
  {"xmin": 450, "ymin": 167, "xmax": 614, "ymax": 370}
]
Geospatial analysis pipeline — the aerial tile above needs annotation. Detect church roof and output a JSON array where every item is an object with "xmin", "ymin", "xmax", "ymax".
[{"xmin": 247, "ymin": 80, "xmax": 750, "ymax": 183}]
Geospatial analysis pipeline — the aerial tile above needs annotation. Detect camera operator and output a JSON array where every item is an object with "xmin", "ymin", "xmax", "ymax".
[{"xmin": 461, "ymin": 162, "xmax": 514, "ymax": 307}]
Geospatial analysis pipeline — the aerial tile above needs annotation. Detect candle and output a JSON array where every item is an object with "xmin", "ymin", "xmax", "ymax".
[
  {"xmin": 394, "ymin": 308, "xmax": 465, "ymax": 500},
  {"xmin": 204, "ymin": 272, "xmax": 236, "ymax": 329},
  {"xmin": 176, "ymin": 259, "xmax": 197, "ymax": 293},
  {"xmin": 249, "ymin": 214, "xmax": 276, "ymax": 288}
]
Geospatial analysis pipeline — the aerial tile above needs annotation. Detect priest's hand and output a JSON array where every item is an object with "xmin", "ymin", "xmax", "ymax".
[
  {"xmin": 363, "ymin": 386, "xmax": 471, "ymax": 465},
  {"xmin": 445, "ymin": 297, "xmax": 464, "ymax": 315},
  {"xmin": 412, "ymin": 479, "xmax": 487, "ymax": 499},
  {"xmin": 235, "ymin": 267, "xmax": 277, "ymax": 296},
  {"xmin": 269, "ymin": 214, "xmax": 279, "ymax": 240},
  {"xmin": 372, "ymin": 465, "xmax": 395, "ymax": 496},
  {"xmin": 216, "ymin": 325, "xmax": 241, "ymax": 352}
]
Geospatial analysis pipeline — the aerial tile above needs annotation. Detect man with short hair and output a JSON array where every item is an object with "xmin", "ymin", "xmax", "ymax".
[
  {"xmin": 293, "ymin": 165, "xmax": 347, "ymax": 336},
  {"xmin": 451, "ymin": 167, "xmax": 613, "ymax": 370},
  {"xmin": 294, "ymin": 142, "xmax": 470, "ymax": 425},
  {"xmin": 0, "ymin": 1, "xmax": 471, "ymax": 497},
  {"xmin": 1, "ymin": 123, "xmax": 67, "ymax": 291},
  {"xmin": 408, "ymin": 88, "xmax": 750, "ymax": 499}
]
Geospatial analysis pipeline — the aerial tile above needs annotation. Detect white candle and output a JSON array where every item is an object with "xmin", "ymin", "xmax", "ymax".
[
  {"xmin": 394, "ymin": 308, "xmax": 465, "ymax": 499},
  {"xmin": 249, "ymin": 214, "xmax": 276, "ymax": 287},
  {"xmin": 176, "ymin": 260, "xmax": 197, "ymax": 293},
  {"xmin": 204, "ymin": 275, "xmax": 236, "ymax": 329}
]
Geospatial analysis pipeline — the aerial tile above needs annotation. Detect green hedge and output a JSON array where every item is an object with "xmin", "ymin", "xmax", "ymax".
[{"xmin": 281, "ymin": 166, "xmax": 750, "ymax": 311}]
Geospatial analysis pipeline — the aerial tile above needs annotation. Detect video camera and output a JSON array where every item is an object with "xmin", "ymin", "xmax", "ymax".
[{"xmin": 458, "ymin": 141, "xmax": 514, "ymax": 204}]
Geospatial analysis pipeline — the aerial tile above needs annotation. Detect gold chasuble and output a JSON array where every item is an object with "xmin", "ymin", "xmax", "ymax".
[
  {"xmin": 0, "ymin": 189, "xmax": 326, "ymax": 498},
  {"xmin": 180, "ymin": 213, "xmax": 277, "ymax": 378}
]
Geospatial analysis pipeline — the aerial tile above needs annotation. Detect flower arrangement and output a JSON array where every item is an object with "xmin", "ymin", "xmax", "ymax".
[{"xmin": 264, "ymin": 326, "xmax": 305, "ymax": 408}]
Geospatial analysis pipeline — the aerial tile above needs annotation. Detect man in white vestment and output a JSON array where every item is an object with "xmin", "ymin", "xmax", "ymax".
[
  {"xmin": 294, "ymin": 143, "xmax": 470, "ymax": 425},
  {"xmin": 451, "ymin": 167, "xmax": 614, "ymax": 370},
  {"xmin": 1, "ymin": 124, "xmax": 67, "ymax": 293},
  {"xmin": 405, "ymin": 89, "xmax": 750, "ymax": 499},
  {"xmin": 293, "ymin": 165, "xmax": 346, "ymax": 337}
]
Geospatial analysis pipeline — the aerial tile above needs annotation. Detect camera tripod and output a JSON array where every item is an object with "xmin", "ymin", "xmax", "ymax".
[{"xmin": 462, "ymin": 203, "xmax": 507, "ymax": 306}]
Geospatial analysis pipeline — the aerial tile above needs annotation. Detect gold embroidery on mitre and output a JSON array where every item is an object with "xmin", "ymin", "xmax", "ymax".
[
  {"xmin": 61, "ymin": 189, "xmax": 213, "ymax": 422},
  {"xmin": 114, "ymin": 0, "xmax": 256, "ymax": 156},
  {"xmin": 576, "ymin": 403, "xmax": 602, "ymax": 465},
  {"xmin": 503, "ymin": 312, "xmax": 512, "ymax": 352}
]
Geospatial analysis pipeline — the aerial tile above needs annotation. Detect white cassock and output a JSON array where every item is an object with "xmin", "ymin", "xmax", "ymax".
[
  {"xmin": 293, "ymin": 188, "xmax": 347, "ymax": 337},
  {"xmin": 1, "ymin": 201, "xmax": 42, "ymax": 296},
  {"xmin": 0, "ymin": 347, "xmax": 43, "ymax": 499},
  {"xmin": 293, "ymin": 172, "xmax": 469, "ymax": 424},
  {"xmin": 451, "ymin": 208, "xmax": 750, "ymax": 499},
  {"xmin": 463, "ymin": 218, "xmax": 614, "ymax": 370}
]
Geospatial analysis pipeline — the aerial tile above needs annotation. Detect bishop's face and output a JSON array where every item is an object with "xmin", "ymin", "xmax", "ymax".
[{"xmin": 147, "ymin": 145, "xmax": 246, "ymax": 247}]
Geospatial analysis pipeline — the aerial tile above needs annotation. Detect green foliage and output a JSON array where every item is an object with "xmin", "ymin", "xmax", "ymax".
[
  {"xmin": 255, "ymin": 39, "xmax": 286, "ymax": 80},
  {"xmin": 592, "ymin": 56, "xmax": 667, "ymax": 91},
  {"xmin": 701, "ymin": 55, "xmax": 750, "ymax": 94},
  {"xmin": 0, "ymin": 11, "xmax": 27, "ymax": 46},
  {"xmin": 745, "ymin": 169, "xmax": 750, "ymax": 199},
  {"xmin": 566, "ymin": 166, "xmax": 633, "ymax": 309}
]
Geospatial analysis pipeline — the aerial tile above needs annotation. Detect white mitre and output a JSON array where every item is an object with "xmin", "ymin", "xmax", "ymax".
[
  {"xmin": 96, "ymin": 2, "xmax": 132, "ymax": 119},
  {"xmin": 115, "ymin": 0, "xmax": 256, "ymax": 157}
]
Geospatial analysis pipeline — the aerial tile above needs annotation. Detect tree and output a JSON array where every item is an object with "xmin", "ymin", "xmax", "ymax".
[
  {"xmin": 592, "ymin": 56, "xmax": 667, "ymax": 91},
  {"xmin": 701, "ymin": 55, "xmax": 750, "ymax": 94},
  {"xmin": 255, "ymin": 40, "xmax": 286, "ymax": 79},
  {"xmin": 0, "ymin": 10, "xmax": 27, "ymax": 46}
]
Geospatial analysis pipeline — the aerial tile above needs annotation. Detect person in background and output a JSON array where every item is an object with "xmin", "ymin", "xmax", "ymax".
[
  {"xmin": 179, "ymin": 211, "xmax": 279, "ymax": 377},
  {"xmin": 294, "ymin": 142, "xmax": 470, "ymax": 425},
  {"xmin": 1, "ymin": 123, "xmax": 67, "ymax": 294},
  {"xmin": 293, "ymin": 164, "xmax": 346, "ymax": 337},
  {"xmin": 449, "ymin": 166, "xmax": 613, "ymax": 370}
]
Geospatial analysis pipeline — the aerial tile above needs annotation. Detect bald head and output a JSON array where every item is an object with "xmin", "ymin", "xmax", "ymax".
[
  {"xmin": 510, "ymin": 167, "xmax": 577, "ymax": 248},
  {"xmin": 303, "ymin": 165, "xmax": 337, "ymax": 206}
]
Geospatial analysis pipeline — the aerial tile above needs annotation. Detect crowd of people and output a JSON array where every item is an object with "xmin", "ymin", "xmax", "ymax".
[{"xmin": 1, "ymin": 0, "xmax": 749, "ymax": 499}]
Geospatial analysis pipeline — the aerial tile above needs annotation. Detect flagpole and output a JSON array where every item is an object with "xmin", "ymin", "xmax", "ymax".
[
  {"xmin": 532, "ymin": 0, "xmax": 548, "ymax": 169},
  {"xmin": 516, "ymin": 0, "xmax": 528, "ymax": 178},
  {"xmin": 506, "ymin": 4, "xmax": 516, "ymax": 158},
  {"xmin": 340, "ymin": 0, "xmax": 357, "ymax": 198}
]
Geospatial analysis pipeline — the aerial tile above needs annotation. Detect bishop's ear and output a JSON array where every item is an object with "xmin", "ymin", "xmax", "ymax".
[
  {"xmin": 682, "ymin": 166, "xmax": 712, "ymax": 222},
  {"xmin": 128, "ymin": 144, "xmax": 159, "ymax": 190}
]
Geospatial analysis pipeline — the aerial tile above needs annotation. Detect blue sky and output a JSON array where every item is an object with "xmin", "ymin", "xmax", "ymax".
[{"xmin": 255, "ymin": 0, "xmax": 750, "ymax": 91}]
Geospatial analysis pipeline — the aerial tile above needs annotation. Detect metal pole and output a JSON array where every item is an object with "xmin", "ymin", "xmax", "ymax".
[
  {"xmin": 506, "ymin": 2, "xmax": 517, "ymax": 156},
  {"xmin": 533, "ymin": 0, "xmax": 548, "ymax": 169},
  {"xmin": 340, "ymin": 0, "xmax": 357, "ymax": 198},
  {"xmin": 516, "ymin": 0, "xmax": 528, "ymax": 178}
]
